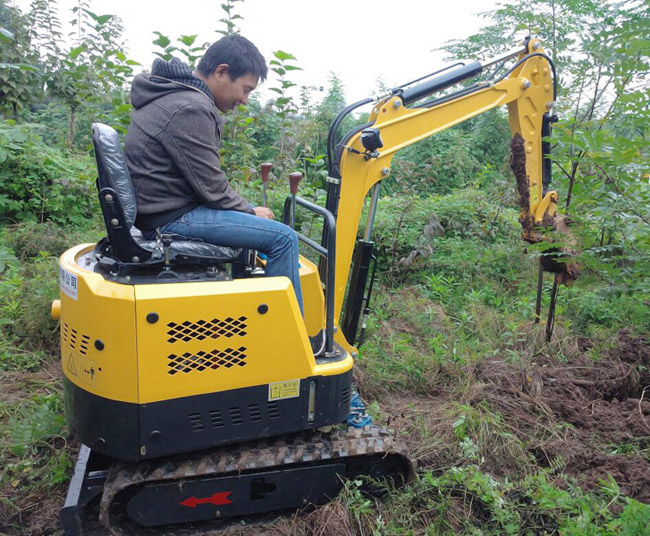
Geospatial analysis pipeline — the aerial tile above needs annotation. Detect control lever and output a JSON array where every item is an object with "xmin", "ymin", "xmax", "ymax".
[
  {"xmin": 289, "ymin": 172, "xmax": 302, "ymax": 229},
  {"xmin": 162, "ymin": 235, "xmax": 173, "ymax": 268},
  {"xmin": 260, "ymin": 162, "xmax": 272, "ymax": 207}
]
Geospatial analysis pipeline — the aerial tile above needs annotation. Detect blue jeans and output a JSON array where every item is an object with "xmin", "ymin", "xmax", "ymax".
[{"xmin": 156, "ymin": 205, "xmax": 303, "ymax": 314}]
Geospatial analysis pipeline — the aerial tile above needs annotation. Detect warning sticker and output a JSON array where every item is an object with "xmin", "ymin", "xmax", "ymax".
[
  {"xmin": 80, "ymin": 358, "xmax": 98, "ymax": 386},
  {"xmin": 67, "ymin": 353, "xmax": 77, "ymax": 377},
  {"xmin": 59, "ymin": 265, "xmax": 78, "ymax": 300},
  {"xmin": 268, "ymin": 380, "xmax": 300, "ymax": 401}
]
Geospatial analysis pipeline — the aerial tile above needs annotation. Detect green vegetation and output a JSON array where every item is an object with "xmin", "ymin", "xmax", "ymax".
[{"xmin": 1, "ymin": 0, "xmax": 649, "ymax": 534}]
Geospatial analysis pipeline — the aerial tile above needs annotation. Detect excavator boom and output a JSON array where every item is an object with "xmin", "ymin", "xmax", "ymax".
[{"xmin": 324, "ymin": 38, "xmax": 571, "ymax": 349}]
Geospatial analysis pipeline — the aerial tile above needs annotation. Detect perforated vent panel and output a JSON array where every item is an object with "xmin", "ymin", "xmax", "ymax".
[
  {"xmin": 62, "ymin": 323, "xmax": 91, "ymax": 355},
  {"xmin": 187, "ymin": 402, "xmax": 280, "ymax": 432},
  {"xmin": 341, "ymin": 387, "xmax": 351, "ymax": 406},
  {"xmin": 166, "ymin": 316, "xmax": 248, "ymax": 343},
  {"xmin": 167, "ymin": 347, "xmax": 247, "ymax": 375}
]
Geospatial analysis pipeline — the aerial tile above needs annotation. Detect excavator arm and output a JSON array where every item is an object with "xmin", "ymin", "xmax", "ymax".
[{"xmin": 323, "ymin": 38, "xmax": 571, "ymax": 351}]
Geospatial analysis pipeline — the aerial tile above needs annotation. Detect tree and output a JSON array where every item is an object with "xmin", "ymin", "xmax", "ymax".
[
  {"xmin": 442, "ymin": 0, "xmax": 650, "ymax": 291},
  {"xmin": 0, "ymin": 0, "xmax": 41, "ymax": 121},
  {"xmin": 28, "ymin": 0, "xmax": 135, "ymax": 147}
]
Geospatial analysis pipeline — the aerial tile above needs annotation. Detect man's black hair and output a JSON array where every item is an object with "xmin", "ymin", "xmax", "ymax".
[{"xmin": 197, "ymin": 35, "xmax": 267, "ymax": 82}]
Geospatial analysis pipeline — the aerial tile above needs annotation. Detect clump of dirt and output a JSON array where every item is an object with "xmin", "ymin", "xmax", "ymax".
[{"xmin": 510, "ymin": 133, "xmax": 530, "ymax": 217}]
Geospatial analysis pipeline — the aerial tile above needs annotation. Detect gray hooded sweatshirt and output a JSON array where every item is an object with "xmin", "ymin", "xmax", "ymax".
[{"xmin": 125, "ymin": 59, "xmax": 254, "ymax": 231}]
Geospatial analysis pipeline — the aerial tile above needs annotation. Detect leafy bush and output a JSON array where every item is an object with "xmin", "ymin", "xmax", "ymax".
[
  {"xmin": 0, "ymin": 253, "xmax": 59, "ymax": 354},
  {"xmin": 564, "ymin": 285, "xmax": 650, "ymax": 337},
  {"xmin": 0, "ymin": 121, "xmax": 97, "ymax": 225},
  {"xmin": 6, "ymin": 220, "xmax": 102, "ymax": 261},
  {"xmin": 6, "ymin": 394, "xmax": 65, "ymax": 457},
  {"xmin": 370, "ymin": 189, "xmax": 521, "ymax": 272}
]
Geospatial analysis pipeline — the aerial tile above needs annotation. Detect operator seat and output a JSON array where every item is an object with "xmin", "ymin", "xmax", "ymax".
[{"xmin": 91, "ymin": 122, "xmax": 240, "ymax": 276}]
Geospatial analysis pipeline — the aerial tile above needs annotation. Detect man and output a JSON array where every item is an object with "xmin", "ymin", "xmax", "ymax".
[{"xmin": 124, "ymin": 35, "xmax": 303, "ymax": 314}]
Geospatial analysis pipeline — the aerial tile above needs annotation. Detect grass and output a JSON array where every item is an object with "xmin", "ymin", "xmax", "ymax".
[{"xmin": 1, "ymin": 190, "xmax": 650, "ymax": 534}]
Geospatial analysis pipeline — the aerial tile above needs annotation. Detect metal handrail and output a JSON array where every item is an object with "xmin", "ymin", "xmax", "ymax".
[{"xmin": 283, "ymin": 196, "xmax": 338, "ymax": 357}]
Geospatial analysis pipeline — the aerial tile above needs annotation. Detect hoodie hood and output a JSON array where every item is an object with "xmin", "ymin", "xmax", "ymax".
[{"xmin": 130, "ymin": 58, "xmax": 215, "ymax": 109}]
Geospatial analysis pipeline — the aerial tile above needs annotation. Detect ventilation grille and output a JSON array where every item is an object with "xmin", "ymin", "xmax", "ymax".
[
  {"xmin": 209, "ymin": 409, "xmax": 224, "ymax": 429},
  {"xmin": 248, "ymin": 404, "xmax": 262, "ymax": 423},
  {"xmin": 167, "ymin": 347, "xmax": 247, "ymax": 375},
  {"xmin": 189, "ymin": 413, "xmax": 204, "ymax": 432},
  {"xmin": 189, "ymin": 403, "xmax": 279, "ymax": 432},
  {"xmin": 62, "ymin": 323, "xmax": 91, "ymax": 355},
  {"xmin": 229, "ymin": 407, "xmax": 243, "ymax": 425},
  {"xmin": 341, "ymin": 387, "xmax": 351, "ymax": 406},
  {"xmin": 166, "ymin": 316, "xmax": 248, "ymax": 344}
]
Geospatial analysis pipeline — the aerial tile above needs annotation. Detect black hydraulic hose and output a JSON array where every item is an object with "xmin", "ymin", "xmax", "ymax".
[
  {"xmin": 327, "ymin": 98, "xmax": 373, "ymax": 177},
  {"xmin": 492, "ymin": 52, "xmax": 558, "ymax": 100}
]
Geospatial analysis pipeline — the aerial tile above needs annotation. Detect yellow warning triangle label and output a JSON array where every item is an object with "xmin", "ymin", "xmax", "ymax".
[{"xmin": 67, "ymin": 353, "xmax": 77, "ymax": 376}]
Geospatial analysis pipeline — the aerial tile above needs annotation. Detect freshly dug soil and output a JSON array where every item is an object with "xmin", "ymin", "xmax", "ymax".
[{"xmin": 382, "ymin": 330, "xmax": 650, "ymax": 503}]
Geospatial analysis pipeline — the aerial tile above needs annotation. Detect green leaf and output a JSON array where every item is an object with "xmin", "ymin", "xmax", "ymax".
[
  {"xmin": 152, "ymin": 32, "xmax": 171, "ymax": 48},
  {"xmin": 179, "ymin": 34, "xmax": 198, "ymax": 46},
  {"xmin": 96, "ymin": 14, "xmax": 113, "ymax": 25},
  {"xmin": 0, "ymin": 63, "xmax": 40, "ymax": 73},
  {"xmin": 0, "ymin": 27, "xmax": 14, "ymax": 42},
  {"xmin": 284, "ymin": 65, "xmax": 302, "ymax": 71},
  {"xmin": 69, "ymin": 45, "xmax": 87, "ymax": 59},
  {"xmin": 273, "ymin": 50, "xmax": 297, "ymax": 61}
]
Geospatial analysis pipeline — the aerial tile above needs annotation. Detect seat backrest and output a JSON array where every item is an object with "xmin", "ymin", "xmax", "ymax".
[
  {"xmin": 91, "ymin": 122, "xmax": 241, "ymax": 272},
  {"xmin": 92, "ymin": 122, "xmax": 151, "ymax": 263},
  {"xmin": 92, "ymin": 123, "xmax": 137, "ymax": 228}
]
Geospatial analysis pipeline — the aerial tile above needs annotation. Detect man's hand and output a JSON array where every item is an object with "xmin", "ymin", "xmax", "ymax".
[{"xmin": 253, "ymin": 206, "xmax": 275, "ymax": 220}]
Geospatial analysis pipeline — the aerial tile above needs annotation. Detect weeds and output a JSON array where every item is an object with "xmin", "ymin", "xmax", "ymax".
[
  {"xmin": 0, "ymin": 183, "xmax": 649, "ymax": 533},
  {"xmin": 321, "ymin": 467, "xmax": 650, "ymax": 536}
]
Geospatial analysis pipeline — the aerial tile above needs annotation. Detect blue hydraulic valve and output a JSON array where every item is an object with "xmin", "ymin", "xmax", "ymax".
[{"xmin": 346, "ymin": 389, "xmax": 373, "ymax": 428}]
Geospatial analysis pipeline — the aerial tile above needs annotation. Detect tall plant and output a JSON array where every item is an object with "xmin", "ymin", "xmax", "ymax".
[
  {"xmin": 0, "ymin": 1, "xmax": 41, "ymax": 121},
  {"xmin": 30, "ymin": 0, "xmax": 134, "ymax": 146},
  {"xmin": 215, "ymin": 0, "xmax": 265, "ymax": 187},
  {"xmin": 442, "ymin": 0, "xmax": 650, "ymax": 291}
]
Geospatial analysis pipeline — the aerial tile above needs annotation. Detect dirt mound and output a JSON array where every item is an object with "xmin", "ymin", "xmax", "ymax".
[
  {"xmin": 473, "ymin": 330, "xmax": 650, "ymax": 501},
  {"xmin": 373, "ymin": 331, "xmax": 650, "ymax": 503}
]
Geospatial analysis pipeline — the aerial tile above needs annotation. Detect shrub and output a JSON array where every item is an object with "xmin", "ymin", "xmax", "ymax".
[{"xmin": 0, "ymin": 121, "xmax": 97, "ymax": 226}]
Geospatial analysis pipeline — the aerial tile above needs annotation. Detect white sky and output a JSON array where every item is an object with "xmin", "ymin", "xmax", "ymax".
[{"xmin": 12, "ymin": 0, "xmax": 498, "ymax": 102}]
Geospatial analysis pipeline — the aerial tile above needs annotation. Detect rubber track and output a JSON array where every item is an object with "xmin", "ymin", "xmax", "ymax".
[{"xmin": 99, "ymin": 425, "xmax": 414, "ymax": 534}]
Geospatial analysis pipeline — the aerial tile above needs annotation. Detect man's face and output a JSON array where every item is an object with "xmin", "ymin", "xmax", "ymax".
[{"xmin": 208, "ymin": 65, "xmax": 258, "ymax": 113}]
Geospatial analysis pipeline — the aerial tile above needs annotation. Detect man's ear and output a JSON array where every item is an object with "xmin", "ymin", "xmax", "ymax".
[{"xmin": 214, "ymin": 64, "xmax": 230, "ymax": 78}]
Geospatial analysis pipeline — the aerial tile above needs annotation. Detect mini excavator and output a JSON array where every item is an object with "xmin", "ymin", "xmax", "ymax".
[{"xmin": 53, "ymin": 37, "xmax": 571, "ymax": 534}]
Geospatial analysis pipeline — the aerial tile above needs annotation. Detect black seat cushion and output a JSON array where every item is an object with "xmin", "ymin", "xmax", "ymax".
[
  {"xmin": 129, "ymin": 228, "xmax": 238, "ymax": 262},
  {"xmin": 92, "ymin": 122, "xmax": 240, "ymax": 265}
]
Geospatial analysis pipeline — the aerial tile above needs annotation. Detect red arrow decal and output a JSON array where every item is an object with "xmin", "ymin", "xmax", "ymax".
[{"xmin": 180, "ymin": 491, "xmax": 232, "ymax": 508}]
